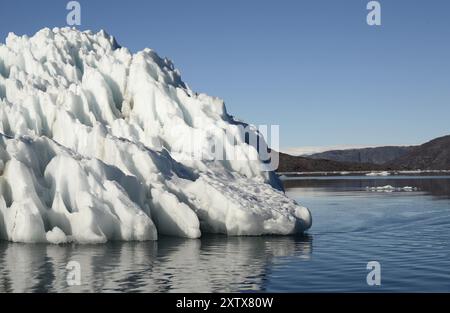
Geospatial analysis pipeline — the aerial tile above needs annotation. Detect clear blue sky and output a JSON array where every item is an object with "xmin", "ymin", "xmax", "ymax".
[{"xmin": 1, "ymin": 0, "xmax": 449, "ymax": 149}]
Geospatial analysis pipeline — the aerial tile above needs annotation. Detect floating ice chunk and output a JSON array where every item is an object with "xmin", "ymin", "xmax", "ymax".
[
  {"xmin": 366, "ymin": 185, "xmax": 418, "ymax": 192},
  {"xmin": 366, "ymin": 185, "xmax": 395, "ymax": 192},
  {"xmin": 365, "ymin": 171, "xmax": 390, "ymax": 176},
  {"xmin": 46, "ymin": 227, "xmax": 69, "ymax": 244}
]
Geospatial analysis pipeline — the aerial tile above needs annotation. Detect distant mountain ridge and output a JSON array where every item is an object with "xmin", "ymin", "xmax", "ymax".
[
  {"xmin": 308, "ymin": 146, "xmax": 416, "ymax": 165},
  {"xmin": 278, "ymin": 135, "xmax": 450, "ymax": 172},
  {"xmin": 388, "ymin": 135, "xmax": 450, "ymax": 170},
  {"xmin": 277, "ymin": 152, "xmax": 382, "ymax": 173}
]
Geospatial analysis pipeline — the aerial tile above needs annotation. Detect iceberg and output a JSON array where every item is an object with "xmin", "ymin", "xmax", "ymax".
[{"xmin": 0, "ymin": 28, "xmax": 311, "ymax": 243}]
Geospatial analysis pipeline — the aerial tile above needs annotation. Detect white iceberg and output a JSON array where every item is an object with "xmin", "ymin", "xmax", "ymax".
[{"xmin": 0, "ymin": 28, "xmax": 311, "ymax": 243}]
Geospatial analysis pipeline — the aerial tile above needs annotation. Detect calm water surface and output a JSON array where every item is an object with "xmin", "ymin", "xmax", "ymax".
[{"xmin": 1, "ymin": 176, "xmax": 450, "ymax": 292}]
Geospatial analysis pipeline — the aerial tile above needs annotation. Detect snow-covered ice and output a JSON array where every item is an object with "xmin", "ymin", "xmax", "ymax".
[
  {"xmin": 0, "ymin": 28, "xmax": 311, "ymax": 243},
  {"xmin": 366, "ymin": 171, "xmax": 391, "ymax": 177},
  {"xmin": 365, "ymin": 185, "xmax": 418, "ymax": 192}
]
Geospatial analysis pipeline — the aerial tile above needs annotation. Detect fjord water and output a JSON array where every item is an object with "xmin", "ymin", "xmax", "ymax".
[{"xmin": 1, "ymin": 176, "xmax": 449, "ymax": 292}]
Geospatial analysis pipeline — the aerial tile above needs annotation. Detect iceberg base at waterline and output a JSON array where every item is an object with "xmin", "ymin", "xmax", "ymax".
[{"xmin": 0, "ymin": 28, "xmax": 311, "ymax": 243}]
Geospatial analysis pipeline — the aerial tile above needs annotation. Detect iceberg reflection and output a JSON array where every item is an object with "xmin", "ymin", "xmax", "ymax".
[{"xmin": 0, "ymin": 235, "xmax": 312, "ymax": 292}]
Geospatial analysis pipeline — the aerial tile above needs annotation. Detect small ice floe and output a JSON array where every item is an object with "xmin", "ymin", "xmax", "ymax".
[
  {"xmin": 401, "ymin": 186, "xmax": 418, "ymax": 191},
  {"xmin": 366, "ymin": 171, "xmax": 390, "ymax": 177},
  {"xmin": 397, "ymin": 170, "xmax": 423, "ymax": 174},
  {"xmin": 365, "ymin": 185, "xmax": 418, "ymax": 192},
  {"xmin": 45, "ymin": 227, "xmax": 71, "ymax": 244}
]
